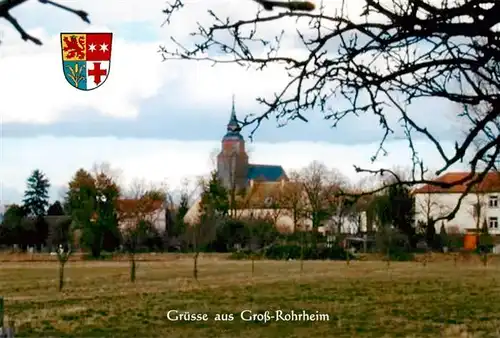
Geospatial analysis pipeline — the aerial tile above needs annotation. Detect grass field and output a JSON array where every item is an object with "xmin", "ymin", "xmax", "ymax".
[{"xmin": 1, "ymin": 254, "xmax": 500, "ymax": 337}]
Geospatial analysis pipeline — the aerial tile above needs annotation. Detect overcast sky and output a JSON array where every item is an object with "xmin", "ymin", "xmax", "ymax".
[{"xmin": 0, "ymin": 0, "xmax": 468, "ymax": 205}]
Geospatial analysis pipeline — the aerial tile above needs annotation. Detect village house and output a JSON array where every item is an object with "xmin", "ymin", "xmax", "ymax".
[
  {"xmin": 413, "ymin": 171, "xmax": 500, "ymax": 235},
  {"xmin": 116, "ymin": 199, "xmax": 167, "ymax": 233}
]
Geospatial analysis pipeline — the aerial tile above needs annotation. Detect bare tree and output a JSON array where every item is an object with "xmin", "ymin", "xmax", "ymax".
[
  {"xmin": 188, "ymin": 174, "xmax": 223, "ymax": 281},
  {"xmin": 0, "ymin": 0, "xmax": 90, "ymax": 45},
  {"xmin": 251, "ymin": 0, "xmax": 315, "ymax": 11},
  {"xmin": 274, "ymin": 172, "xmax": 310, "ymax": 272},
  {"xmin": 323, "ymin": 170, "xmax": 351, "ymax": 235},
  {"xmin": 91, "ymin": 162, "xmax": 123, "ymax": 186},
  {"xmin": 351, "ymin": 177, "xmax": 379, "ymax": 234},
  {"xmin": 188, "ymin": 216, "xmax": 217, "ymax": 281},
  {"xmin": 462, "ymin": 79, "xmax": 500, "ymax": 171},
  {"xmin": 160, "ymin": 0, "xmax": 500, "ymax": 223},
  {"xmin": 280, "ymin": 170, "xmax": 306, "ymax": 233},
  {"xmin": 470, "ymin": 188, "xmax": 486, "ymax": 234},
  {"xmin": 119, "ymin": 180, "xmax": 165, "ymax": 283},
  {"xmin": 263, "ymin": 187, "xmax": 285, "ymax": 226},
  {"xmin": 299, "ymin": 161, "xmax": 332, "ymax": 237},
  {"xmin": 347, "ymin": 177, "xmax": 377, "ymax": 234},
  {"xmin": 415, "ymin": 178, "xmax": 450, "ymax": 246},
  {"xmin": 56, "ymin": 244, "xmax": 71, "ymax": 292},
  {"xmin": 418, "ymin": 192, "xmax": 440, "ymax": 233}
]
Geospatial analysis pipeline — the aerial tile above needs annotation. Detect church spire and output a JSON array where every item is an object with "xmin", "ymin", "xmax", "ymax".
[{"xmin": 227, "ymin": 94, "xmax": 240, "ymax": 133}]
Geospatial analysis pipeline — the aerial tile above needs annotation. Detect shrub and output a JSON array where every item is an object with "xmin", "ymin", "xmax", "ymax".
[
  {"xmin": 213, "ymin": 219, "xmax": 248, "ymax": 252},
  {"xmin": 263, "ymin": 244, "xmax": 354, "ymax": 261},
  {"xmin": 374, "ymin": 226, "xmax": 418, "ymax": 261},
  {"xmin": 385, "ymin": 247, "xmax": 415, "ymax": 261},
  {"xmin": 438, "ymin": 222, "xmax": 448, "ymax": 250},
  {"xmin": 265, "ymin": 244, "xmax": 301, "ymax": 259},
  {"xmin": 246, "ymin": 219, "xmax": 280, "ymax": 249},
  {"xmin": 478, "ymin": 233, "xmax": 494, "ymax": 253},
  {"xmin": 447, "ymin": 234, "xmax": 465, "ymax": 252}
]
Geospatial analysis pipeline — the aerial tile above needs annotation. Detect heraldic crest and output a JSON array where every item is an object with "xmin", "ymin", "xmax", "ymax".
[{"xmin": 60, "ymin": 33, "xmax": 113, "ymax": 91}]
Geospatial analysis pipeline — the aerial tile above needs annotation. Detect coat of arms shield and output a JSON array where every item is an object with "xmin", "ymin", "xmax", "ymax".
[{"xmin": 60, "ymin": 32, "xmax": 113, "ymax": 91}]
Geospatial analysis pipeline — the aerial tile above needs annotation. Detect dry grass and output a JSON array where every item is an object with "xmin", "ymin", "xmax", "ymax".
[
  {"xmin": 0, "ymin": 251, "xmax": 228, "ymax": 262},
  {"xmin": 1, "ymin": 254, "xmax": 500, "ymax": 337}
]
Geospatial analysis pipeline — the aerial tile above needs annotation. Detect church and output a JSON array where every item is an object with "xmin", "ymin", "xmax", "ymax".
[
  {"xmin": 183, "ymin": 99, "xmax": 307, "ymax": 231},
  {"xmin": 181, "ymin": 99, "xmax": 367, "ymax": 233},
  {"xmin": 216, "ymin": 97, "xmax": 288, "ymax": 190}
]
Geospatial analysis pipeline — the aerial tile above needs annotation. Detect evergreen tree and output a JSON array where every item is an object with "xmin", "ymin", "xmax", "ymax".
[
  {"xmin": 172, "ymin": 192, "xmax": 189, "ymax": 237},
  {"xmin": 479, "ymin": 218, "xmax": 493, "ymax": 255},
  {"xmin": 370, "ymin": 184, "xmax": 415, "ymax": 251},
  {"xmin": 23, "ymin": 169, "xmax": 50, "ymax": 217},
  {"xmin": 425, "ymin": 218, "xmax": 437, "ymax": 249},
  {"xmin": 47, "ymin": 201, "xmax": 65, "ymax": 216},
  {"xmin": 178, "ymin": 193, "xmax": 189, "ymax": 221},
  {"xmin": 199, "ymin": 170, "xmax": 229, "ymax": 218},
  {"xmin": 33, "ymin": 216, "xmax": 49, "ymax": 249},
  {"xmin": 0, "ymin": 204, "xmax": 27, "ymax": 245},
  {"xmin": 386, "ymin": 184, "xmax": 416, "ymax": 247},
  {"xmin": 481, "ymin": 218, "xmax": 489, "ymax": 234}
]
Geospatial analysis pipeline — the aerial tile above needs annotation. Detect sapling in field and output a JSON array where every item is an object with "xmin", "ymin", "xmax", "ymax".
[
  {"xmin": 56, "ymin": 244, "xmax": 71, "ymax": 292},
  {"xmin": 119, "ymin": 181, "xmax": 166, "ymax": 283}
]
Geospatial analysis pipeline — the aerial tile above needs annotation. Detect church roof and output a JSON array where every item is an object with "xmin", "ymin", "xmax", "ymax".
[{"xmin": 247, "ymin": 164, "xmax": 287, "ymax": 182}]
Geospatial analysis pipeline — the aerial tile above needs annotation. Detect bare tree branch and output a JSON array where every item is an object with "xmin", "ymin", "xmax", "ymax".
[
  {"xmin": 252, "ymin": 0, "xmax": 316, "ymax": 12},
  {"xmin": 0, "ymin": 0, "xmax": 90, "ymax": 45},
  {"xmin": 160, "ymin": 0, "xmax": 500, "ymax": 219}
]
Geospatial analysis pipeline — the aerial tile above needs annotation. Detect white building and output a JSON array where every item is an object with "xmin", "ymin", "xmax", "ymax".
[
  {"xmin": 183, "ymin": 180, "xmax": 368, "ymax": 234},
  {"xmin": 413, "ymin": 172, "xmax": 500, "ymax": 234}
]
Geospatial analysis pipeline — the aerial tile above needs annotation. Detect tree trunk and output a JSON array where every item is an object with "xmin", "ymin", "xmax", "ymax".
[
  {"xmin": 425, "ymin": 219, "xmax": 436, "ymax": 249},
  {"xmin": 482, "ymin": 252, "xmax": 488, "ymax": 267},
  {"xmin": 193, "ymin": 251, "xmax": 199, "ymax": 280},
  {"xmin": 0, "ymin": 296, "xmax": 4, "ymax": 328},
  {"xmin": 311, "ymin": 216, "xmax": 318, "ymax": 249},
  {"xmin": 300, "ymin": 231, "xmax": 304, "ymax": 273},
  {"xmin": 346, "ymin": 240, "xmax": 351, "ymax": 265},
  {"xmin": 58, "ymin": 262, "xmax": 65, "ymax": 291},
  {"xmin": 130, "ymin": 253, "xmax": 136, "ymax": 282},
  {"xmin": 91, "ymin": 242, "xmax": 101, "ymax": 258}
]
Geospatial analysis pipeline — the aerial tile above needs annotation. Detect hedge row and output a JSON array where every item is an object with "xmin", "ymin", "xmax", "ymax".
[{"xmin": 229, "ymin": 244, "xmax": 356, "ymax": 261}]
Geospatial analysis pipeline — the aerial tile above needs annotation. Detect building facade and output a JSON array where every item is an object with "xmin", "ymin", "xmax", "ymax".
[{"xmin": 414, "ymin": 172, "xmax": 500, "ymax": 235}]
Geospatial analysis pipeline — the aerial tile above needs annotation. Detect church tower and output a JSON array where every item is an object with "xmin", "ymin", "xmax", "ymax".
[{"xmin": 217, "ymin": 96, "xmax": 249, "ymax": 191}]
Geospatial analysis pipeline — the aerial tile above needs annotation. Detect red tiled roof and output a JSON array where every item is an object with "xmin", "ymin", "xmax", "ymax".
[{"xmin": 413, "ymin": 171, "xmax": 500, "ymax": 194}]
